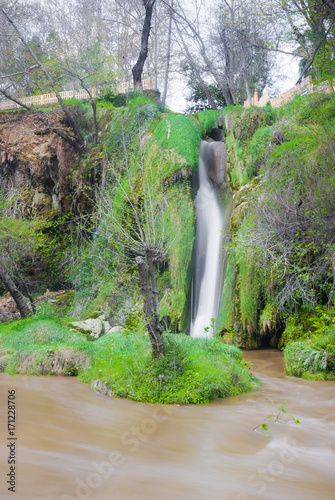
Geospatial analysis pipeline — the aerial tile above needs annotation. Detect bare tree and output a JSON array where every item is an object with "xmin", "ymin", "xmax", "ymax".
[{"xmin": 97, "ymin": 148, "xmax": 175, "ymax": 356}]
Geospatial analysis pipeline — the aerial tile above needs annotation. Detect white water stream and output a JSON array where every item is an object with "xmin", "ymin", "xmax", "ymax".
[{"xmin": 190, "ymin": 141, "xmax": 224, "ymax": 338}]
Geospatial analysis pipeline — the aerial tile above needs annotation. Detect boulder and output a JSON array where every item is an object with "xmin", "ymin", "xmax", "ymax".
[
  {"xmin": 206, "ymin": 142, "xmax": 227, "ymax": 185},
  {"xmin": 69, "ymin": 318, "xmax": 104, "ymax": 339},
  {"xmin": 107, "ymin": 326, "xmax": 125, "ymax": 333},
  {"xmin": 102, "ymin": 321, "xmax": 112, "ymax": 334}
]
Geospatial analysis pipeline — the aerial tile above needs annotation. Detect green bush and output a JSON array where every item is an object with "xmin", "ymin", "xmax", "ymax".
[{"xmin": 283, "ymin": 306, "xmax": 335, "ymax": 379}]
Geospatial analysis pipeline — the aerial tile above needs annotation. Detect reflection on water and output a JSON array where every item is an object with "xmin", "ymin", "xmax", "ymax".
[{"xmin": 0, "ymin": 350, "xmax": 334, "ymax": 500}]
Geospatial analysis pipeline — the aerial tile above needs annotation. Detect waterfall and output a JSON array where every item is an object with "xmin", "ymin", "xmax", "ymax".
[{"xmin": 190, "ymin": 140, "xmax": 231, "ymax": 338}]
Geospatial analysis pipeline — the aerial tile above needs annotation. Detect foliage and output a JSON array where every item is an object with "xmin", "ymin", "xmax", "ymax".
[
  {"xmin": 231, "ymin": 107, "xmax": 276, "ymax": 143},
  {"xmin": 0, "ymin": 314, "xmax": 89, "ymax": 375},
  {"xmin": 226, "ymin": 134, "xmax": 253, "ymax": 188},
  {"xmin": 246, "ymin": 124, "xmax": 274, "ymax": 176},
  {"xmin": 159, "ymin": 182, "xmax": 195, "ymax": 326},
  {"xmin": 186, "ymin": 81, "xmax": 226, "ymax": 112},
  {"xmin": 231, "ymin": 92, "xmax": 335, "ymax": 315},
  {"xmin": 217, "ymin": 250, "xmax": 236, "ymax": 334},
  {"xmin": 284, "ymin": 336, "xmax": 335, "ymax": 380},
  {"xmin": 0, "ymin": 189, "xmax": 46, "ymax": 294},
  {"xmin": 99, "ymin": 90, "xmax": 143, "ymax": 108},
  {"xmin": 105, "ymin": 97, "xmax": 159, "ymax": 161},
  {"xmin": 254, "ymin": 400, "xmax": 300, "ymax": 438},
  {"xmin": 236, "ymin": 253, "xmax": 262, "ymax": 338},
  {"xmin": 282, "ymin": 306, "xmax": 335, "ymax": 379}
]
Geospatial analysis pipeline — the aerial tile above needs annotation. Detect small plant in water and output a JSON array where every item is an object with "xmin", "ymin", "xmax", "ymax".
[{"xmin": 254, "ymin": 400, "xmax": 300, "ymax": 438}]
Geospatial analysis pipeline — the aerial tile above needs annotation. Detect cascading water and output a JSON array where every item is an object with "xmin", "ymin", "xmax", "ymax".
[{"xmin": 190, "ymin": 140, "xmax": 231, "ymax": 338}]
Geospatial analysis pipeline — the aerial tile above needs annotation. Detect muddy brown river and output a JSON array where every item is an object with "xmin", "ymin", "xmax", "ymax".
[{"xmin": 0, "ymin": 350, "xmax": 334, "ymax": 500}]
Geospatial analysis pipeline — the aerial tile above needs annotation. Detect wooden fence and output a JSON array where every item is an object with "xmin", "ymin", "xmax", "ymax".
[
  {"xmin": 0, "ymin": 78, "xmax": 152, "ymax": 111},
  {"xmin": 243, "ymin": 76, "xmax": 334, "ymax": 109}
]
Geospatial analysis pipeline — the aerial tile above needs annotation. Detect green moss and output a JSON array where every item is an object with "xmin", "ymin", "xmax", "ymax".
[
  {"xmin": 246, "ymin": 125, "xmax": 273, "ymax": 175},
  {"xmin": 78, "ymin": 280, "xmax": 115, "ymax": 319},
  {"xmin": 238, "ymin": 259, "xmax": 261, "ymax": 336},
  {"xmin": 159, "ymin": 181, "xmax": 195, "ymax": 327},
  {"xmin": 150, "ymin": 114, "xmax": 202, "ymax": 170},
  {"xmin": 217, "ymin": 251, "xmax": 236, "ymax": 334},
  {"xmin": 196, "ymin": 109, "xmax": 219, "ymax": 136},
  {"xmin": 226, "ymin": 135, "xmax": 252, "ymax": 189}
]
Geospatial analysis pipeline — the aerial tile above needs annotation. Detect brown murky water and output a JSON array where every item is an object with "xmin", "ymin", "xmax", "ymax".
[{"xmin": 0, "ymin": 350, "xmax": 334, "ymax": 500}]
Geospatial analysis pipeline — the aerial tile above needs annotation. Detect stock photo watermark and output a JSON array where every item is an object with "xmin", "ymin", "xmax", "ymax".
[
  {"xmin": 236, "ymin": 437, "xmax": 299, "ymax": 500},
  {"xmin": 62, "ymin": 405, "xmax": 173, "ymax": 500}
]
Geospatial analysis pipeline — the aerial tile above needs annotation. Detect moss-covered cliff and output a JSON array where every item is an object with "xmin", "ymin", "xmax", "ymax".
[
  {"xmin": 217, "ymin": 92, "xmax": 335, "ymax": 376},
  {"xmin": 0, "ymin": 96, "xmax": 211, "ymax": 331}
]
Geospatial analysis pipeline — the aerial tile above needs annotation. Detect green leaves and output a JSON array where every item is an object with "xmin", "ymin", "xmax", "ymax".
[{"xmin": 255, "ymin": 400, "xmax": 300, "ymax": 438}]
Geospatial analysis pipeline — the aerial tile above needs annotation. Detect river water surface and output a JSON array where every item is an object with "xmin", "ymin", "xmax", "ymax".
[{"xmin": 0, "ymin": 350, "xmax": 334, "ymax": 500}]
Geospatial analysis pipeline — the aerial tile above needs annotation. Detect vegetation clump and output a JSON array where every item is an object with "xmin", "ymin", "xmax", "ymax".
[{"xmin": 0, "ymin": 314, "xmax": 258, "ymax": 404}]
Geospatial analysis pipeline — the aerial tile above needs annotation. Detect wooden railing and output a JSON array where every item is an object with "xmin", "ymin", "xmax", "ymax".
[
  {"xmin": 243, "ymin": 76, "xmax": 334, "ymax": 109},
  {"xmin": 0, "ymin": 78, "xmax": 152, "ymax": 111}
]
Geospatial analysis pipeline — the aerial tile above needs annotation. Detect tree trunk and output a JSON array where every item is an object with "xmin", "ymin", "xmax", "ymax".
[
  {"xmin": 136, "ymin": 254, "xmax": 164, "ymax": 357},
  {"xmin": 162, "ymin": 0, "xmax": 174, "ymax": 106},
  {"xmin": 5, "ymin": 246, "xmax": 36, "ymax": 313},
  {"xmin": 132, "ymin": 0, "xmax": 156, "ymax": 89},
  {"xmin": 0, "ymin": 264, "xmax": 31, "ymax": 318}
]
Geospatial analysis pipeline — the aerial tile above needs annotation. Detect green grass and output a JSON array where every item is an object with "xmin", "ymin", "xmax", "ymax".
[{"xmin": 0, "ymin": 315, "xmax": 258, "ymax": 404}]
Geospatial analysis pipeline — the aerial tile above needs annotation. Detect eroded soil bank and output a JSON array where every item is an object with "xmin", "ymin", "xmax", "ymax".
[{"xmin": 0, "ymin": 350, "xmax": 334, "ymax": 500}]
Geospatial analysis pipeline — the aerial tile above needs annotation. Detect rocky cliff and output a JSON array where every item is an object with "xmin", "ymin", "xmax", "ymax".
[{"xmin": 0, "ymin": 111, "xmax": 90, "ymax": 217}]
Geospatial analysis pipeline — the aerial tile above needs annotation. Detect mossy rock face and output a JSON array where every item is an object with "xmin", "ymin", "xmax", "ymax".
[
  {"xmin": 239, "ymin": 332, "xmax": 262, "ymax": 350},
  {"xmin": 150, "ymin": 114, "xmax": 202, "ymax": 170}
]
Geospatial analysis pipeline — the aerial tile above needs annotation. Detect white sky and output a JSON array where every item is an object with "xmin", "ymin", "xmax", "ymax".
[{"xmin": 167, "ymin": 54, "xmax": 301, "ymax": 114}]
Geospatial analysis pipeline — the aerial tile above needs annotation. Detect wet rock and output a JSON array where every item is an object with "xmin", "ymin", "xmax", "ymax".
[
  {"xmin": 206, "ymin": 142, "xmax": 227, "ymax": 185},
  {"xmin": 209, "ymin": 127, "xmax": 225, "ymax": 142}
]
